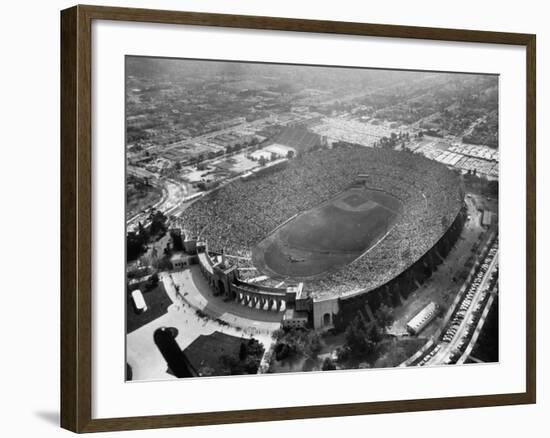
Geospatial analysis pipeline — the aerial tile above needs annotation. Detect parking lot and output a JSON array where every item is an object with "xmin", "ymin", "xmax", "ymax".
[{"xmin": 417, "ymin": 240, "xmax": 498, "ymax": 366}]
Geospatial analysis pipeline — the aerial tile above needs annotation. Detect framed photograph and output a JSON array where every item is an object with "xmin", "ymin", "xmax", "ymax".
[{"xmin": 60, "ymin": 4, "xmax": 536, "ymax": 433}]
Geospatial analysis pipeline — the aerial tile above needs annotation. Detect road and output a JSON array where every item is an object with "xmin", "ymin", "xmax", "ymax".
[
  {"xmin": 162, "ymin": 114, "xmax": 289, "ymax": 152},
  {"xmin": 126, "ymin": 268, "xmax": 280, "ymax": 381},
  {"xmin": 166, "ymin": 267, "xmax": 283, "ymax": 331},
  {"xmin": 421, "ymin": 242, "xmax": 498, "ymax": 366},
  {"xmin": 126, "ymin": 177, "xmax": 189, "ymax": 230}
]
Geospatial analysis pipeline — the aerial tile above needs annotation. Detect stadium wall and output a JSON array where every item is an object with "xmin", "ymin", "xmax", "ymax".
[
  {"xmin": 195, "ymin": 202, "xmax": 466, "ymax": 330},
  {"xmin": 196, "ymin": 240, "xmax": 290, "ymax": 310},
  {"xmin": 312, "ymin": 299, "xmax": 340, "ymax": 329},
  {"xmin": 196, "ymin": 242, "xmax": 237, "ymax": 298},
  {"xmin": 329, "ymin": 203, "xmax": 467, "ymax": 331}
]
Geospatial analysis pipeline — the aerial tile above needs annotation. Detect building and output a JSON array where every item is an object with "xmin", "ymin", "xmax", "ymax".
[
  {"xmin": 282, "ymin": 308, "xmax": 309, "ymax": 329},
  {"xmin": 312, "ymin": 298, "xmax": 339, "ymax": 329},
  {"xmin": 482, "ymin": 210, "xmax": 495, "ymax": 228},
  {"xmin": 406, "ymin": 302, "xmax": 439, "ymax": 335}
]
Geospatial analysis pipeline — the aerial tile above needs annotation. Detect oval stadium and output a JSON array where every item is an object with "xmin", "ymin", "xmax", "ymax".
[{"xmin": 180, "ymin": 143, "xmax": 466, "ymax": 329}]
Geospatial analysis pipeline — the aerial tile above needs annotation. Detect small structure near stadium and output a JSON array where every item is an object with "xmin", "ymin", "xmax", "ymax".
[{"xmin": 406, "ymin": 302, "xmax": 440, "ymax": 335}]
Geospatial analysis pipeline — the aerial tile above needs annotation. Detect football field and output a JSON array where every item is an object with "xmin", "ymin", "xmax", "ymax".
[{"xmin": 253, "ymin": 188, "xmax": 403, "ymax": 280}]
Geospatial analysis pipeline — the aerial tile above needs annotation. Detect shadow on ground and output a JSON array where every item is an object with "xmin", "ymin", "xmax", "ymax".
[{"xmin": 34, "ymin": 410, "xmax": 59, "ymax": 427}]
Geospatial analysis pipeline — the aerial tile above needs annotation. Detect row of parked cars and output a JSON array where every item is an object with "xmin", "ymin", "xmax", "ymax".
[
  {"xmin": 416, "ymin": 239, "xmax": 498, "ymax": 366},
  {"xmin": 416, "ymin": 344, "xmax": 442, "ymax": 366},
  {"xmin": 440, "ymin": 241, "xmax": 499, "ymax": 363}
]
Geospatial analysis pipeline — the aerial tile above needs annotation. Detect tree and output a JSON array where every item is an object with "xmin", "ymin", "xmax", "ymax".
[
  {"xmin": 321, "ymin": 357, "xmax": 336, "ymax": 371},
  {"xmin": 374, "ymin": 304, "xmax": 393, "ymax": 328},
  {"xmin": 239, "ymin": 342, "xmax": 248, "ymax": 361},
  {"xmin": 367, "ymin": 322, "xmax": 382, "ymax": 343},
  {"xmin": 486, "ymin": 180, "xmax": 499, "ymax": 197},
  {"xmin": 138, "ymin": 221, "xmax": 148, "ymax": 241},
  {"xmin": 127, "ymin": 231, "xmax": 146, "ymax": 262},
  {"xmin": 274, "ymin": 342, "xmax": 292, "ymax": 361},
  {"xmin": 390, "ymin": 289, "xmax": 402, "ymax": 307},
  {"xmin": 245, "ymin": 338, "xmax": 264, "ymax": 358},
  {"xmin": 271, "ymin": 328, "xmax": 285, "ymax": 340},
  {"xmin": 219, "ymin": 338, "xmax": 264, "ymax": 375},
  {"xmin": 170, "ymin": 229, "xmax": 184, "ymax": 251},
  {"xmin": 259, "ymin": 156, "xmax": 267, "ymax": 167},
  {"xmin": 344, "ymin": 316, "xmax": 376, "ymax": 357},
  {"xmin": 149, "ymin": 210, "xmax": 167, "ymax": 237},
  {"xmin": 145, "ymin": 273, "xmax": 159, "ymax": 290},
  {"xmin": 272, "ymin": 328, "xmax": 322, "ymax": 362},
  {"xmin": 304, "ymin": 331, "xmax": 323, "ymax": 358}
]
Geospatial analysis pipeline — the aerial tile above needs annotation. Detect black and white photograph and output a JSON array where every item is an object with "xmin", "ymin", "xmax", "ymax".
[
  {"xmin": 0, "ymin": 0, "xmax": 544, "ymax": 435},
  {"xmin": 125, "ymin": 56, "xmax": 499, "ymax": 381}
]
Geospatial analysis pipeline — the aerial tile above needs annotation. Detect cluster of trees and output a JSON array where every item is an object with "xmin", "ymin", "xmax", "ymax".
[
  {"xmin": 374, "ymin": 131, "xmax": 410, "ymax": 150},
  {"xmin": 339, "ymin": 316, "xmax": 382, "ymax": 360},
  {"xmin": 321, "ymin": 357, "xmax": 337, "ymax": 371},
  {"xmin": 334, "ymin": 304, "xmax": 394, "ymax": 365},
  {"xmin": 257, "ymin": 151, "xmax": 280, "ymax": 167},
  {"xmin": 463, "ymin": 173, "xmax": 498, "ymax": 198},
  {"xmin": 183, "ymin": 137, "xmax": 262, "ymax": 169},
  {"xmin": 127, "ymin": 227, "xmax": 148, "ymax": 262},
  {"xmin": 375, "ymin": 304, "xmax": 394, "ymax": 329},
  {"xmin": 267, "ymin": 304, "xmax": 396, "ymax": 372},
  {"xmin": 271, "ymin": 328, "xmax": 323, "ymax": 362},
  {"xmin": 196, "ymin": 180, "xmax": 220, "ymax": 191},
  {"xmin": 143, "ymin": 272, "xmax": 159, "ymax": 291},
  {"xmin": 462, "ymin": 111, "xmax": 499, "ymax": 148},
  {"xmin": 170, "ymin": 229, "xmax": 184, "ymax": 251},
  {"xmin": 149, "ymin": 210, "xmax": 168, "ymax": 237},
  {"xmin": 225, "ymin": 137, "xmax": 260, "ymax": 155},
  {"xmin": 333, "ymin": 298, "xmax": 395, "ymax": 332},
  {"xmin": 126, "ymin": 209, "xmax": 168, "ymax": 262},
  {"xmin": 218, "ymin": 338, "xmax": 265, "ymax": 375}
]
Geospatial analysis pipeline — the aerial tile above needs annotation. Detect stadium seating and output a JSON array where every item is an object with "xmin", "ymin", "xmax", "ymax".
[
  {"xmin": 181, "ymin": 145, "xmax": 463, "ymax": 298},
  {"xmin": 272, "ymin": 126, "xmax": 322, "ymax": 151}
]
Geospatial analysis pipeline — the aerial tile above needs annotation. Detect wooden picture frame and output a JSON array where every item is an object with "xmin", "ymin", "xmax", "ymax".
[{"xmin": 60, "ymin": 4, "xmax": 536, "ymax": 433}]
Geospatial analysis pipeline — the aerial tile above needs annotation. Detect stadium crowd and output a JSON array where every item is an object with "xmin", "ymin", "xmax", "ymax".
[{"xmin": 180, "ymin": 144, "xmax": 463, "ymax": 297}]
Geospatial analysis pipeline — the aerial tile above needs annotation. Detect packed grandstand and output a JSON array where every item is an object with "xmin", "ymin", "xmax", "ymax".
[
  {"xmin": 181, "ymin": 143, "xmax": 464, "ymax": 299},
  {"xmin": 271, "ymin": 126, "xmax": 323, "ymax": 152}
]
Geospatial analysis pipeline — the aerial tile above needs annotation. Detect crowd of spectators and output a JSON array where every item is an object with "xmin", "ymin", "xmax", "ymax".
[{"xmin": 180, "ymin": 144, "xmax": 463, "ymax": 298}]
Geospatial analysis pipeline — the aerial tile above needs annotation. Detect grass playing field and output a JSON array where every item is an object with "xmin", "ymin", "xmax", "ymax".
[{"xmin": 252, "ymin": 188, "xmax": 402, "ymax": 280}]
